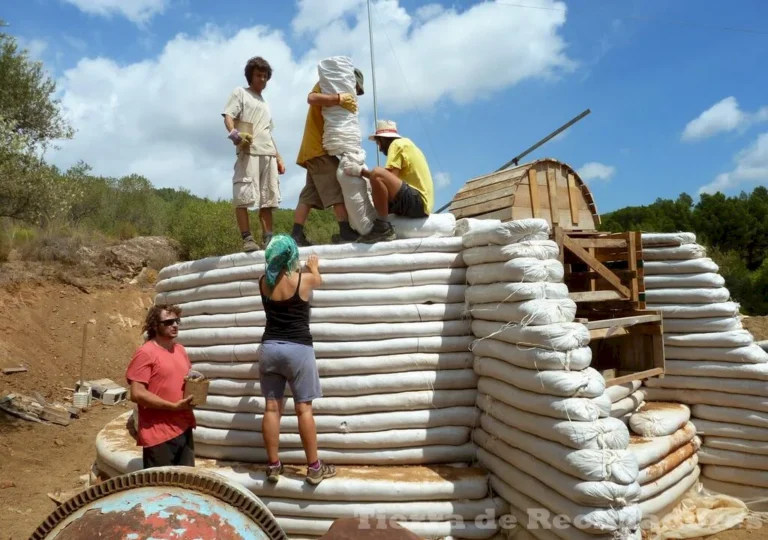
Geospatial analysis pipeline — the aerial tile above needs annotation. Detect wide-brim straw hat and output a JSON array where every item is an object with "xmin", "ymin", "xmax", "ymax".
[{"xmin": 368, "ymin": 119, "xmax": 402, "ymax": 141}]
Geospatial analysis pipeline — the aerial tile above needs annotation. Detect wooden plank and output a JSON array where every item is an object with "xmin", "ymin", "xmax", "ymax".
[
  {"xmin": 567, "ymin": 270, "xmax": 638, "ymax": 281},
  {"xmin": 627, "ymin": 232, "xmax": 639, "ymax": 303},
  {"xmin": 452, "ymin": 196, "xmax": 514, "ymax": 219},
  {"xmin": 453, "ymin": 175, "xmax": 524, "ymax": 202},
  {"xmin": 546, "ymin": 166, "xmax": 559, "ymax": 225},
  {"xmin": 570, "ymin": 238, "xmax": 628, "ymax": 249},
  {"xmin": 459, "ymin": 168, "xmax": 527, "ymax": 192},
  {"xmin": 567, "ymin": 173, "xmax": 580, "ymax": 225},
  {"xmin": 568, "ymin": 291, "xmax": 623, "ymax": 302},
  {"xmin": 605, "ymin": 368, "xmax": 665, "ymax": 387},
  {"xmin": 450, "ymin": 184, "xmax": 518, "ymax": 211},
  {"xmin": 562, "ymin": 234, "xmax": 631, "ymax": 297},
  {"xmin": 553, "ymin": 226, "xmax": 564, "ymax": 264},
  {"xmin": 475, "ymin": 207, "xmax": 513, "ymax": 221},
  {"xmin": 584, "ymin": 314, "xmax": 661, "ymax": 330},
  {"xmin": 589, "ymin": 327, "xmax": 629, "ymax": 340},
  {"xmin": 527, "ymin": 168, "xmax": 540, "ymax": 218}
]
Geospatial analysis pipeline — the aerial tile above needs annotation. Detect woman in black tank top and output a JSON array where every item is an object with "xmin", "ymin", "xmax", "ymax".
[{"xmin": 257, "ymin": 234, "xmax": 336, "ymax": 485}]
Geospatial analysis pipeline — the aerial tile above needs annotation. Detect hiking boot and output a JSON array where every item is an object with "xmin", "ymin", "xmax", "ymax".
[
  {"xmin": 242, "ymin": 234, "xmax": 259, "ymax": 252},
  {"xmin": 262, "ymin": 233, "xmax": 273, "ymax": 247},
  {"xmin": 292, "ymin": 230, "xmax": 313, "ymax": 247},
  {"xmin": 358, "ymin": 220, "xmax": 396, "ymax": 244},
  {"xmin": 332, "ymin": 221, "xmax": 359, "ymax": 244},
  {"xmin": 306, "ymin": 462, "xmax": 336, "ymax": 485},
  {"xmin": 266, "ymin": 462, "xmax": 283, "ymax": 482}
]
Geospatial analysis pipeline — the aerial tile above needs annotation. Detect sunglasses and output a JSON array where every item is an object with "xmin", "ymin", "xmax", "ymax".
[{"xmin": 160, "ymin": 318, "xmax": 181, "ymax": 326}]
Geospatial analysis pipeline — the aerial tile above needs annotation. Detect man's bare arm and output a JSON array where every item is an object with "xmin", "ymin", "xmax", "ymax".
[
  {"xmin": 307, "ymin": 93, "xmax": 343, "ymax": 107},
  {"xmin": 130, "ymin": 381, "xmax": 192, "ymax": 411},
  {"xmin": 224, "ymin": 114, "xmax": 236, "ymax": 132}
]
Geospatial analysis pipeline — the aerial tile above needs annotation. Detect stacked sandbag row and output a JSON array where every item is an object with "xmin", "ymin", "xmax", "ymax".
[
  {"xmin": 607, "ymin": 381, "xmax": 645, "ymax": 425},
  {"xmin": 152, "ymin": 228, "xmax": 505, "ymax": 539},
  {"xmin": 461, "ymin": 218, "xmax": 642, "ymax": 540},
  {"xmin": 639, "ymin": 232, "xmax": 768, "ymax": 508}
]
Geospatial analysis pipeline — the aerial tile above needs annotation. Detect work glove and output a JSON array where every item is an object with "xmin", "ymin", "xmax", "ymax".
[
  {"xmin": 343, "ymin": 163, "xmax": 364, "ymax": 177},
  {"xmin": 228, "ymin": 128, "xmax": 242, "ymax": 145},
  {"xmin": 238, "ymin": 133, "xmax": 253, "ymax": 150},
  {"xmin": 338, "ymin": 93, "xmax": 358, "ymax": 114}
]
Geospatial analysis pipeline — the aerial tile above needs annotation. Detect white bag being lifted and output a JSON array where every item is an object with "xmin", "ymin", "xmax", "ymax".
[{"xmin": 317, "ymin": 56, "xmax": 376, "ymax": 235}]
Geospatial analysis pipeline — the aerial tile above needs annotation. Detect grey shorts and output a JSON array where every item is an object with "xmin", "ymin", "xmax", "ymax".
[
  {"xmin": 389, "ymin": 182, "xmax": 428, "ymax": 218},
  {"xmin": 258, "ymin": 340, "xmax": 322, "ymax": 403}
]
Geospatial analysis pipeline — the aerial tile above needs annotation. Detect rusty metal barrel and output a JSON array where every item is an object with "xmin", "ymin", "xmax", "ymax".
[{"xmin": 29, "ymin": 466, "xmax": 288, "ymax": 540}]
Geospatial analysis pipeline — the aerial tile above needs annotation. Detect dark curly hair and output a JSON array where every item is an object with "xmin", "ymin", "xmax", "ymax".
[
  {"xmin": 143, "ymin": 303, "xmax": 182, "ymax": 341},
  {"xmin": 245, "ymin": 56, "xmax": 272, "ymax": 85}
]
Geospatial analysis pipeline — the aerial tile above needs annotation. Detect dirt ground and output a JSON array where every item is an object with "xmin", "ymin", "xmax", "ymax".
[
  {"xmin": 2, "ymin": 269, "xmax": 768, "ymax": 538},
  {"xmin": 742, "ymin": 316, "xmax": 768, "ymax": 342}
]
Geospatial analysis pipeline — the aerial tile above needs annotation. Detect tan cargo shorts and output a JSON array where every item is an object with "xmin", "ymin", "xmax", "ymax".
[
  {"xmin": 298, "ymin": 154, "xmax": 344, "ymax": 210},
  {"xmin": 232, "ymin": 153, "xmax": 280, "ymax": 209}
]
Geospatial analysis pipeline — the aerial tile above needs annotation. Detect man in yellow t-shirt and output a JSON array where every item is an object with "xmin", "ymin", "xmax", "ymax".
[
  {"xmin": 343, "ymin": 120, "xmax": 435, "ymax": 243},
  {"xmin": 290, "ymin": 69, "xmax": 364, "ymax": 246}
]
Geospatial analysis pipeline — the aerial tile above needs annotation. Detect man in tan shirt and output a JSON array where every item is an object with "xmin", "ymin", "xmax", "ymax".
[{"xmin": 223, "ymin": 56, "xmax": 285, "ymax": 252}]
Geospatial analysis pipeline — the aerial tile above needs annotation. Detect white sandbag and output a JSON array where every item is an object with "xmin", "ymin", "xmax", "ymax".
[
  {"xmin": 637, "ymin": 439, "xmax": 700, "ymax": 484},
  {"xmin": 468, "ymin": 298, "xmax": 576, "ymax": 326},
  {"xmin": 630, "ymin": 402, "xmax": 690, "ymax": 438},
  {"xmin": 644, "ymin": 272, "xmax": 725, "ymax": 289},
  {"xmin": 642, "ymin": 244, "xmax": 707, "ymax": 261},
  {"xmin": 703, "ymin": 465, "xmax": 768, "ymax": 488},
  {"xmin": 467, "ymin": 258, "xmax": 564, "ymax": 285},
  {"xmin": 493, "ymin": 484, "xmax": 642, "ymax": 540},
  {"xmin": 478, "ymin": 377, "xmax": 610, "ymax": 422},
  {"xmin": 193, "ymin": 352, "xmax": 473, "ymax": 378},
  {"xmin": 644, "ymin": 388, "xmax": 768, "ymax": 413},
  {"xmin": 644, "ymin": 287, "xmax": 731, "ymax": 304},
  {"xmin": 478, "ymin": 452, "xmax": 642, "ymax": 534},
  {"xmin": 198, "ymin": 389, "xmax": 477, "ymax": 415},
  {"xmin": 179, "ymin": 320, "xmax": 470, "ymax": 346},
  {"xmin": 319, "ymin": 267, "xmax": 467, "ymax": 289},
  {"xmin": 194, "ymin": 407, "xmax": 479, "ymax": 433},
  {"xmin": 705, "ymin": 437, "xmax": 768, "ymax": 456},
  {"xmin": 606, "ymin": 381, "xmax": 642, "ymax": 404},
  {"xmin": 699, "ymin": 447, "xmax": 768, "ymax": 470},
  {"xmin": 694, "ymin": 419, "xmax": 768, "ymax": 442},
  {"xmin": 646, "ymin": 301, "xmax": 740, "ymax": 318},
  {"xmin": 278, "ymin": 516, "xmax": 497, "ymax": 539},
  {"xmin": 637, "ymin": 467, "xmax": 700, "ymax": 518},
  {"xmin": 476, "ymin": 435, "xmax": 640, "ymax": 507},
  {"xmin": 477, "ymin": 393, "xmax": 629, "ymax": 450},
  {"xmin": 261, "ymin": 496, "xmax": 507, "ymax": 521},
  {"xmin": 465, "ymin": 282, "xmax": 569, "ymax": 304},
  {"xmin": 638, "ymin": 455, "xmax": 699, "ymax": 502},
  {"xmin": 664, "ymin": 344, "xmax": 768, "ymax": 364},
  {"xmin": 470, "ymin": 338, "xmax": 592, "ymax": 371},
  {"xmin": 195, "ymin": 425, "xmax": 470, "ymax": 448},
  {"xmin": 640, "ymin": 232, "xmax": 696, "ymax": 246},
  {"xmin": 462, "ymin": 218, "xmax": 551, "ymax": 248},
  {"xmin": 186, "ymin": 336, "xmax": 473, "ymax": 362},
  {"xmin": 207, "ymin": 370, "xmax": 477, "ymax": 397},
  {"xmin": 474, "ymin": 357, "xmax": 604, "ymax": 397},
  {"xmin": 662, "ymin": 316, "xmax": 743, "ymax": 334},
  {"xmin": 389, "ymin": 213, "xmax": 456, "ymax": 239},
  {"xmin": 629, "ymin": 422, "xmax": 697, "ymax": 469},
  {"xmin": 644, "ymin": 374, "xmax": 768, "ymax": 398},
  {"xmin": 472, "ymin": 320, "xmax": 590, "ymax": 351},
  {"xmin": 196, "ymin": 441, "xmax": 476, "ymax": 465},
  {"xmin": 700, "ymin": 476, "xmax": 768, "ymax": 509},
  {"xmin": 462, "ymin": 241, "xmax": 560, "ymax": 265},
  {"xmin": 611, "ymin": 391, "xmax": 645, "ymax": 418},
  {"xmin": 454, "ymin": 217, "xmax": 501, "ymax": 236},
  {"xmin": 692, "ymin": 404, "xmax": 768, "ymax": 429},
  {"xmin": 663, "ymin": 329, "xmax": 753, "ymax": 348},
  {"xmin": 477, "ymin": 416, "xmax": 638, "ymax": 484},
  {"xmin": 643, "ymin": 258, "xmax": 719, "ymax": 275}
]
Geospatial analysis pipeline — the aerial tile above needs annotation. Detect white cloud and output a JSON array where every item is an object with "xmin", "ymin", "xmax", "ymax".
[
  {"xmin": 51, "ymin": 0, "xmax": 574, "ymax": 208},
  {"xmin": 434, "ymin": 171, "xmax": 451, "ymax": 188},
  {"xmin": 699, "ymin": 132, "xmax": 768, "ymax": 194},
  {"xmin": 577, "ymin": 162, "xmax": 616, "ymax": 183},
  {"xmin": 16, "ymin": 37, "xmax": 48, "ymax": 60},
  {"xmin": 61, "ymin": 0, "xmax": 168, "ymax": 24},
  {"xmin": 681, "ymin": 96, "xmax": 768, "ymax": 142}
]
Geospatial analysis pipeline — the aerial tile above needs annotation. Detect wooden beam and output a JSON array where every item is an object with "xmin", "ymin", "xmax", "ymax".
[
  {"xmin": 584, "ymin": 314, "xmax": 661, "ymax": 330},
  {"xmin": 627, "ymin": 232, "xmax": 639, "ymax": 302},
  {"xmin": 546, "ymin": 166, "xmax": 559, "ymax": 225},
  {"xmin": 450, "ymin": 184, "xmax": 517, "ymax": 211},
  {"xmin": 562, "ymin": 234, "xmax": 631, "ymax": 298},
  {"xmin": 567, "ymin": 172, "xmax": 579, "ymax": 226},
  {"xmin": 553, "ymin": 226, "xmax": 564, "ymax": 264},
  {"xmin": 589, "ymin": 327, "xmax": 629, "ymax": 340},
  {"xmin": 567, "ymin": 270, "xmax": 638, "ymax": 281},
  {"xmin": 452, "ymin": 196, "xmax": 514, "ymax": 219},
  {"xmin": 569, "ymin": 238, "xmax": 628, "ymax": 249},
  {"xmin": 527, "ymin": 168, "xmax": 540, "ymax": 218},
  {"xmin": 568, "ymin": 290, "xmax": 623, "ymax": 302},
  {"xmin": 605, "ymin": 368, "xmax": 664, "ymax": 387}
]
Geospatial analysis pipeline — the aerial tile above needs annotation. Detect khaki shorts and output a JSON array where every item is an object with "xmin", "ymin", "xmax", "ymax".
[
  {"xmin": 232, "ymin": 153, "xmax": 280, "ymax": 209},
  {"xmin": 298, "ymin": 155, "xmax": 344, "ymax": 210}
]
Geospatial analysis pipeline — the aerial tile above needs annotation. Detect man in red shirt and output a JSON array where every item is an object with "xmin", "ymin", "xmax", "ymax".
[{"xmin": 126, "ymin": 304, "xmax": 197, "ymax": 468}]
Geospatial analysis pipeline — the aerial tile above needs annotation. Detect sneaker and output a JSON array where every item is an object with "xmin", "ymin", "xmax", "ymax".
[
  {"xmin": 242, "ymin": 235, "xmax": 259, "ymax": 252},
  {"xmin": 266, "ymin": 462, "xmax": 283, "ymax": 482},
  {"xmin": 306, "ymin": 462, "xmax": 336, "ymax": 485},
  {"xmin": 262, "ymin": 233, "xmax": 273, "ymax": 247},
  {"xmin": 358, "ymin": 221, "xmax": 396, "ymax": 244}
]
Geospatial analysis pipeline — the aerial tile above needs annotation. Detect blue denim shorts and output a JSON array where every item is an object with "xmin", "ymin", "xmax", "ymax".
[{"xmin": 258, "ymin": 340, "xmax": 322, "ymax": 403}]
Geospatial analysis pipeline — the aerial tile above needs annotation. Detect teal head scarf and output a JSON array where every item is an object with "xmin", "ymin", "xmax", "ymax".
[{"xmin": 264, "ymin": 234, "xmax": 299, "ymax": 288}]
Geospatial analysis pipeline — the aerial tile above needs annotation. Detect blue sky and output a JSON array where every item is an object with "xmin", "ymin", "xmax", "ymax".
[{"xmin": 5, "ymin": 0, "xmax": 768, "ymax": 214}]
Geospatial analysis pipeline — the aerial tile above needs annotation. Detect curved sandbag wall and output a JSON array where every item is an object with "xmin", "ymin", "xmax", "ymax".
[
  {"xmin": 638, "ymin": 232, "xmax": 768, "ymax": 510},
  {"xmin": 461, "ymin": 219, "xmax": 642, "ymax": 540}
]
